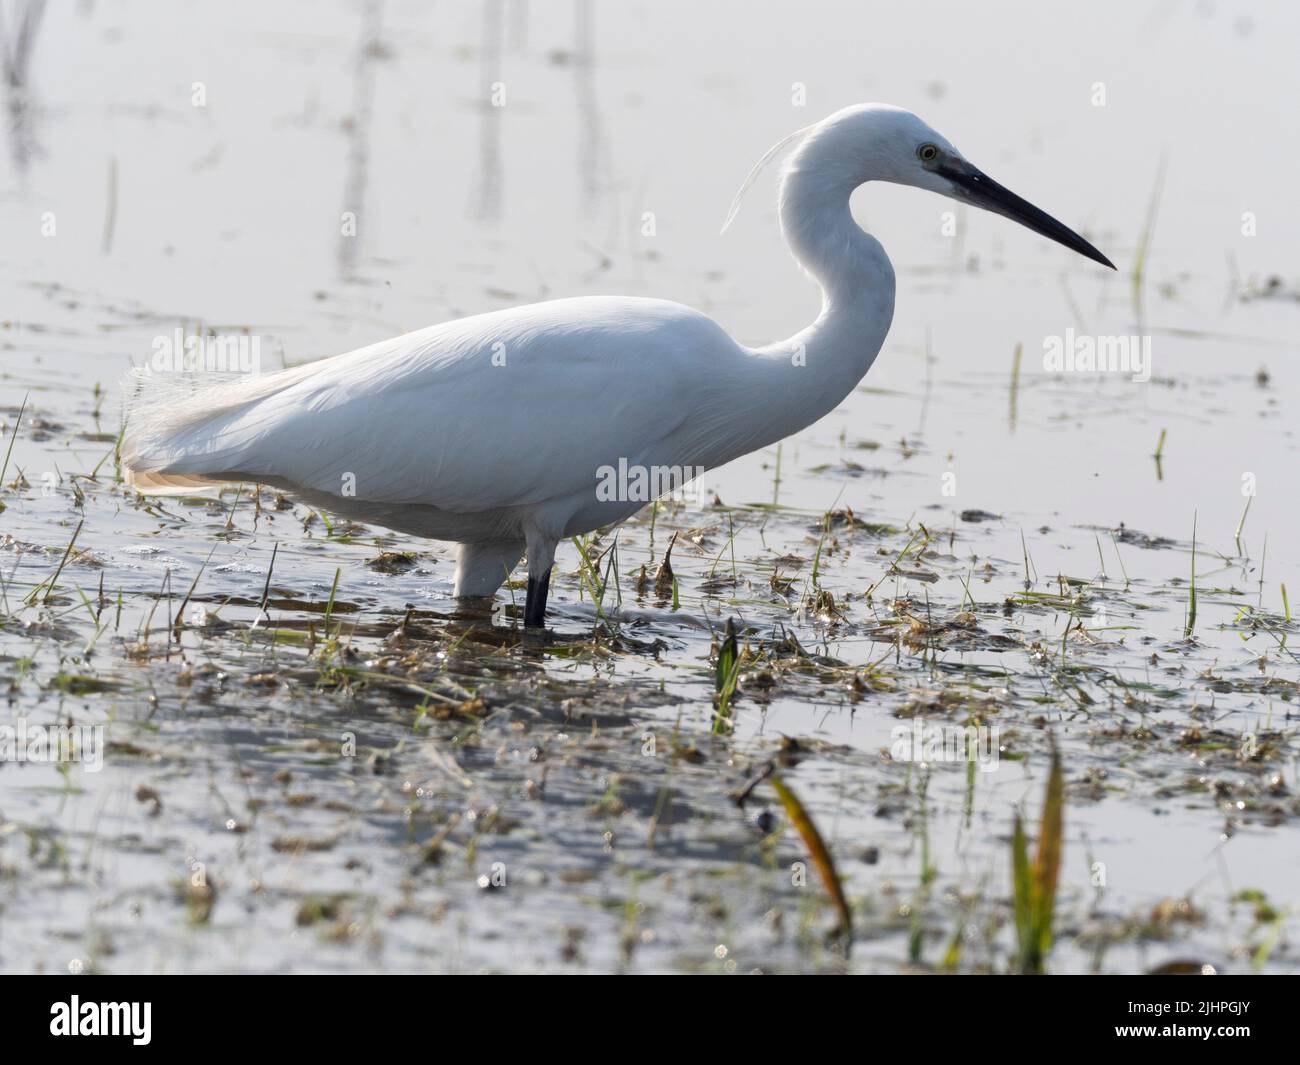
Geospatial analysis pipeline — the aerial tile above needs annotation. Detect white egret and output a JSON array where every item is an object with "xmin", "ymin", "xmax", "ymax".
[{"xmin": 124, "ymin": 104, "xmax": 1113, "ymax": 628}]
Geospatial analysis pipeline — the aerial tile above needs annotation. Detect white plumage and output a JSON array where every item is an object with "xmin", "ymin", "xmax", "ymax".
[{"xmin": 124, "ymin": 104, "xmax": 1111, "ymax": 626}]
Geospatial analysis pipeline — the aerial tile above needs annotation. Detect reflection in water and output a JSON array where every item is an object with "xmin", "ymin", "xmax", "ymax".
[
  {"xmin": 472, "ymin": 0, "xmax": 505, "ymax": 221},
  {"xmin": 338, "ymin": 0, "xmax": 384, "ymax": 277},
  {"xmin": 507, "ymin": 0, "xmax": 528, "ymax": 52},
  {"xmin": 0, "ymin": 0, "xmax": 47, "ymax": 173},
  {"xmin": 573, "ymin": 0, "xmax": 609, "ymax": 217}
]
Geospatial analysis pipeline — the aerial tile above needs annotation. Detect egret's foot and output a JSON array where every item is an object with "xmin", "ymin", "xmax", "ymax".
[{"xmin": 524, "ymin": 567, "xmax": 552, "ymax": 629}]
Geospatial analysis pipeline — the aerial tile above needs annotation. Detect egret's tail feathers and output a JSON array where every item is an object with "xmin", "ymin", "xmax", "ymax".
[
  {"xmin": 121, "ymin": 362, "xmax": 318, "ymax": 495},
  {"xmin": 123, "ymin": 469, "xmax": 226, "ymax": 496}
]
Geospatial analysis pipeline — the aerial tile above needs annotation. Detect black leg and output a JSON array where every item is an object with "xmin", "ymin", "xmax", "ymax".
[{"xmin": 523, "ymin": 566, "xmax": 552, "ymax": 629}]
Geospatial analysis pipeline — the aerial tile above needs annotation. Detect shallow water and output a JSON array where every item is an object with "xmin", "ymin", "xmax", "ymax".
[{"xmin": 1, "ymin": 0, "xmax": 1297, "ymax": 973}]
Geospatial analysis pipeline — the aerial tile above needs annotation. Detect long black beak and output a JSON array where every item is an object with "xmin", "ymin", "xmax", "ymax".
[{"xmin": 940, "ymin": 160, "xmax": 1115, "ymax": 270}]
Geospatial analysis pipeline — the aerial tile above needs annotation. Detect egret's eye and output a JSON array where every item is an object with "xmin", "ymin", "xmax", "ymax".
[{"xmin": 917, "ymin": 143, "xmax": 939, "ymax": 163}]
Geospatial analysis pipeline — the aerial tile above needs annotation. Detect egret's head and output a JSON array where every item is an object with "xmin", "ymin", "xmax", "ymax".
[
  {"xmin": 730, "ymin": 104, "xmax": 1114, "ymax": 270},
  {"xmin": 860, "ymin": 106, "xmax": 1115, "ymax": 269}
]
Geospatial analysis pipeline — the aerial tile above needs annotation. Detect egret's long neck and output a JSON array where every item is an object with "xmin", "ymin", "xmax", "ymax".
[{"xmin": 715, "ymin": 141, "xmax": 896, "ymax": 463}]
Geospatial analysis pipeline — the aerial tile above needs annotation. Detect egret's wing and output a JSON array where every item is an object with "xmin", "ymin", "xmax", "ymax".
[{"xmin": 131, "ymin": 297, "xmax": 729, "ymax": 512}]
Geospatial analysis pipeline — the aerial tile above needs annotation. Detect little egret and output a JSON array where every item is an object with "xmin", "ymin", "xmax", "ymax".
[{"xmin": 124, "ymin": 104, "xmax": 1113, "ymax": 628}]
